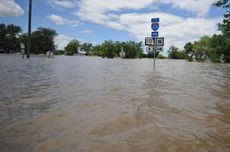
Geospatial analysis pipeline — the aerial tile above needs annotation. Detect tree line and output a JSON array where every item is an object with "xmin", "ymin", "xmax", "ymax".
[
  {"xmin": 64, "ymin": 40, "xmax": 144, "ymax": 58},
  {"xmin": 0, "ymin": 24, "xmax": 22, "ymax": 53},
  {"xmin": 0, "ymin": 23, "xmax": 145, "ymax": 59},
  {"xmin": 168, "ymin": 0, "xmax": 230, "ymax": 63},
  {"xmin": 167, "ymin": 34, "xmax": 229, "ymax": 62},
  {"xmin": 0, "ymin": 0, "xmax": 229, "ymax": 61},
  {"xmin": 0, "ymin": 23, "xmax": 57, "ymax": 54}
]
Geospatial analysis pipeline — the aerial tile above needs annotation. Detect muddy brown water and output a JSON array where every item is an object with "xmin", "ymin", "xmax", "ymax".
[{"xmin": 0, "ymin": 54, "xmax": 229, "ymax": 152}]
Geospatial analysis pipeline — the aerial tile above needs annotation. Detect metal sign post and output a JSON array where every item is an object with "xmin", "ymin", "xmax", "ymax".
[
  {"xmin": 153, "ymin": 41, "xmax": 156, "ymax": 68},
  {"xmin": 144, "ymin": 17, "xmax": 164, "ymax": 69},
  {"xmin": 151, "ymin": 18, "xmax": 159, "ymax": 68}
]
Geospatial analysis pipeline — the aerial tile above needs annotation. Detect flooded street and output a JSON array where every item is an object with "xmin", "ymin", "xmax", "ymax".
[{"xmin": 0, "ymin": 54, "xmax": 230, "ymax": 152}]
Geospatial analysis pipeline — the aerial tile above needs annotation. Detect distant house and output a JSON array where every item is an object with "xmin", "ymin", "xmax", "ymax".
[
  {"xmin": 119, "ymin": 48, "xmax": 125, "ymax": 58},
  {"xmin": 78, "ymin": 46, "xmax": 86, "ymax": 55}
]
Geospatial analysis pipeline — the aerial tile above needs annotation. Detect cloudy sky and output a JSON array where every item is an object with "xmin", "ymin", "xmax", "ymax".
[{"xmin": 0, "ymin": 0, "xmax": 225, "ymax": 53}]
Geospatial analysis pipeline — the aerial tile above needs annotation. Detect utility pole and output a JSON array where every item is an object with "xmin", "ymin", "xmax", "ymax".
[
  {"xmin": 27, "ymin": 0, "xmax": 32, "ymax": 58},
  {"xmin": 153, "ymin": 40, "xmax": 156, "ymax": 68}
]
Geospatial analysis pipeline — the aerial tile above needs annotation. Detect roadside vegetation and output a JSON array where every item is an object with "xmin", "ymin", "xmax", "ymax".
[
  {"xmin": 168, "ymin": 45, "xmax": 187, "ymax": 60},
  {"xmin": 91, "ymin": 40, "xmax": 143, "ymax": 58},
  {"xmin": 168, "ymin": 0, "xmax": 230, "ymax": 62},
  {"xmin": 0, "ymin": 24, "xmax": 22, "ymax": 53},
  {"xmin": 181, "ymin": 0, "xmax": 230, "ymax": 62},
  {"xmin": 0, "ymin": 0, "xmax": 229, "ymax": 62},
  {"xmin": 0, "ymin": 23, "xmax": 145, "ymax": 59},
  {"xmin": 0, "ymin": 24, "xmax": 57, "ymax": 54}
]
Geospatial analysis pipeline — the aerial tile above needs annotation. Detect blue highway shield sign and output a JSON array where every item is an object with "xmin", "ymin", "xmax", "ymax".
[
  {"xmin": 151, "ymin": 31, "xmax": 158, "ymax": 37},
  {"xmin": 151, "ymin": 22, "xmax": 159, "ymax": 31},
  {"xmin": 151, "ymin": 18, "xmax": 159, "ymax": 22}
]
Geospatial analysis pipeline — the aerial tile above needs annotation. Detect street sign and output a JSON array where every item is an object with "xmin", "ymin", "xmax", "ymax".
[
  {"xmin": 157, "ymin": 46, "xmax": 164, "ymax": 52},
  {"xmin": 151, "ymin": 31, "xmax": 158, "ymax": 37},
  {"xmin": 146, "ymin": 46, "xmax": 154, "ymax": 52},
  {"xmin": 151, "ymin": 22, "xmax": 159, "ymax": 31},
  {"xmin": 145, "ymin": 37, "xmax": 154, "ymax": 45},
  {"xmin": 151, "ymin": 18, "xmax": 159, "ymax": 22},
  {"xmin": 20, "ymin": 43, "xmax": 25, "ymax": 49},
  {"xmin": 145, "ymin": 37, "xmax": 164, "ymax": 46},
  {"xmin": 144, "ymin": 17, "xmax": 161, "ymax": 68},
  {"xmin": 156, "ymin": 37, "xmax": 164, "ymax": 46},
  {"xmin": 146, "ymin": 46, "xmax": 163, "ymax": 52}
]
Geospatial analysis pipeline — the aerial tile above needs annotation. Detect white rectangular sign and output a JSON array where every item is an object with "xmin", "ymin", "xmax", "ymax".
[
  {"xmin": 157, "ymin": 46, "xmax": 163, "ymax": 52},
  {"xmin": 146, "ymin": 46, "xmax": 163, "ymax": 52},
  {"xmin": 145, "ymin": 37, "xmax": 154, "ymax": 46},
  {"xmin": 20, "ymin": 43, "xmax": 25, "ymax": 49},
  {"xmin": 146, "ymin": 46, "xmax": 154, "ymax": 52},
  {"xmin": 145, "ymin": 37, "xmax": 164, "ymax": 46},
  {"xmin": 156, "ymin": 37, "xmax": 164, "ymax": 46}
]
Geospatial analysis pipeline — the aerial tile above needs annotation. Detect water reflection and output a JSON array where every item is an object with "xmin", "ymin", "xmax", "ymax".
[{"xmin": 0, "ymin": 54, "xmax": 229, "ymax": 152}]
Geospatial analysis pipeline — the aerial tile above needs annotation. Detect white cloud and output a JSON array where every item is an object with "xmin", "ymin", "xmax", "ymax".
[
  {"xmin": 79, "ymin": 29, "xmax": 94, "ymax": 34},
  {"xmin": 74, "ymin": 0, "xmax": 157, "ymax": 26},
  {"xmin": 75, "ymin": 0, "xmax": 215, "ymax": 23},
  {"xmin": 74, "ymin": 0, "xmax": 220, "ymax": 51},
  {"xmin": 48, "ymin": 14, "xmax": 80, "ymax": 27},
  {"xmin": 118, "ymin": 13, "xmax": 220, "ymax": 49},
  {"xmin": 161, "ymin": 0, "xmax": 215, "ymax": 17},
  {"xmin": 0, "ymin": 0, "xmax": 24, "ymax": 17},
  {"xmin": 55, "ymin": 35, "xmax": 73, "ymax": 50},
  {"xmin": 48, "ymin": 0, "xmax": 76, "ymax": 9}
]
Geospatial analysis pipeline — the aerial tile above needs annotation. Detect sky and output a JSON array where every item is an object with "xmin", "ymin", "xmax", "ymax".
[{"xmin": 0, "ymin": 0, "xmax": 226, "ymax": 54}]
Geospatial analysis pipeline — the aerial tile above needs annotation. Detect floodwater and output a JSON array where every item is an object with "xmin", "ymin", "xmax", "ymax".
[{"xmin": 0, "ymin": 54, "xmax": 229, "ymax": 152}]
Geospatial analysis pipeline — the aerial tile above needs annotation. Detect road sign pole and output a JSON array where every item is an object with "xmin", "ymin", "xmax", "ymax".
[
  {"xmin": 153, "ymin": 39, "xmax": 156, "ymax": 68},
  {"xmin": 144, "ymin": 18, "xmax": 163, "ymax": 69}
]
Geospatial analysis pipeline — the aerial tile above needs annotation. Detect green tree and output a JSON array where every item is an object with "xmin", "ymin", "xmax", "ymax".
[
  {"xmin": 0, "ymin": 24, "xmax": 57, "ymax": 54},
  {"xmin": 80, "ymin": 42, "xmax": 92, "ymax": 55},
  {"xmin": 30, "ymin": 27, "xmax": 57, "ymax": 54},
  {"xmin": 208, "ymin": 34, "xmax": 223, "ymax": 62},
  {"xmin": 91, "ymin": 45, "xmax": 103, "ymax": 56},
  {"xmin": 221, "ymin": 38, "xmax": 230, "ymax": 62},
  {"xmin": 0, "ymin": 24, "xmax": 7, "ymax": 51},
  {"xmin": 0, "ymin": 23, "xmax": 22, "ymax": 53},
  {"xmin": 184, "ymin": 42, "xmax": 194, "ymax": 61},
  {"xmin": 157, "ymin": 53, "xmax": 165, "ymax": 59},
  {"xmin": 193, "ymin": 36, "xmax": 211, "ymax": 62},
  {"xmin": 64, "ymin": 39, "xmax": 80, "ymax": 55},
  {"xmin": 91, "ymin": 40, "xmax": 143, "ymax": 58},
  {"xmin": 123, "ymin": 41, "xmax": 143, "ymax": 58},
  {"xmin": 184, "ymin": 35, "xmax": 227, "ymax": 62},
  {"xmin": 168, "ymin": 45, "xmax": 187, "ymax": 59},
  {"xmin": 113, "ymin": 41, "xmax": 121, "ymax": 56},
  {"xmin": 102, "ymin": 40, "xmax": 115, "ymax": 58},
  {"xmin": 6, "ymin": 24, "xmax": 22, "ymax": 53},
  {"xmin": 213, "ymin": 0, "xmax": 230, "ymax": 38},
  {"xmin": 213, "ymin": 0, "xmax": 230, "ymax": 62}
]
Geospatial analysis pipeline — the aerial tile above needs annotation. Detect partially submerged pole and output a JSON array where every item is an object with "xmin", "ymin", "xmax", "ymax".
[
  {"xmin": 153, "ymin": 43, "xmax": 156, "ymax": 68},
  {"xmin": 27, "ymin": 0, "xmax": 32, "ymax": 58}
]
